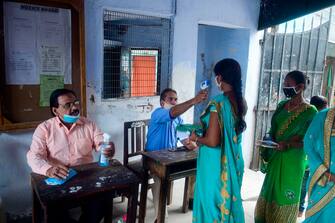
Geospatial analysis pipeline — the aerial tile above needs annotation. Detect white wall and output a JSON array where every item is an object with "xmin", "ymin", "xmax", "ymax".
[
  {"xmin": 0, "ymin": 0, "xmax": 261, "ymax": 215},
  {"xmin": 85, "ymin": 0, "xmax": 260, "ymax": 162},
  {"xmin": 85, "ymin": 0, "xmax": 174, "ymax": 162},
  {"xmin": 243, "ymin": 31, "xmax": 263, "ymax": 167},
  {"xmin": 170, "ymin": 0, "xmax": 261, "ymax": 165},
  {"xmin": 0, "ymin": 131, "xmax": 34, "ymax": 215}
]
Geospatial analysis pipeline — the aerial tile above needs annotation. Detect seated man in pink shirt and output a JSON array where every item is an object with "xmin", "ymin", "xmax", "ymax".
[{"xmin": 27, "ymin": 88, "xmax": 115, "ymax": 223}]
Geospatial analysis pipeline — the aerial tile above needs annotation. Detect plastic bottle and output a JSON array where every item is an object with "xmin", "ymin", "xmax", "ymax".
[{"xmin": 99, "ymin": 133, "xmax": 111, "ymax": 166}]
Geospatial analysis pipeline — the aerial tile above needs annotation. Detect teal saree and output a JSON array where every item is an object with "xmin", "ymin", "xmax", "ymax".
[
  {"xmin": 192, "ymin": 94, "xmax": 244, "ymax": 223},
  {"xmin": 303, "ymin": 108, "xmax": 335, "ymax": 223}
]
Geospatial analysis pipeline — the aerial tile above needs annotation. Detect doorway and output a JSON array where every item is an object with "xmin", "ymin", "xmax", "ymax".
[{"xmin": 194, "ymin": 24, "xmax": 250, "ymax": 121}]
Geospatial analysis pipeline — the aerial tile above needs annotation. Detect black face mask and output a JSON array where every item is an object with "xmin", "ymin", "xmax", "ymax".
[{"xmin": 283, "ymin": 87, "xmax": 298, "ymax": 98}]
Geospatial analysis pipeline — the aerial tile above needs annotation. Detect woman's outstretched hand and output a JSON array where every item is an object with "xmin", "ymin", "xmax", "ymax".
[
  {"xmin": 189, "ymin": 131, "xmax": 197, "ymax": 142},
  {"xmin": 183, "ymin": 131, "xmax": 199, "ymax": 150},
  {"xmin": 181, "ymin": 138, "xmax": 198, "ymax": 150}
]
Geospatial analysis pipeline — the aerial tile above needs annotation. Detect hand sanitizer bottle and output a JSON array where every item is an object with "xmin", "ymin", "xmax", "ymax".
[{"xmin": 99, "ymin": 133, "xmax": 111, "ymax": 166}]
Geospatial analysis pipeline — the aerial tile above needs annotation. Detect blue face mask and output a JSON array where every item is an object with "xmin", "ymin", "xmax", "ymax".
[{"xmin": 63, "ymin": 114, "xmax": 80, "ymax": 123}]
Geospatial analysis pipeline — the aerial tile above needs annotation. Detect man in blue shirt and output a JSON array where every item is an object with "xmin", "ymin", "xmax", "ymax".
[
  {"xmin": 146, "ymin": 88, "xmax": 207, "ymax": 151},
  {"xmin": 146, "ymin": 88, "xmax": 207, "ymax": 222}
]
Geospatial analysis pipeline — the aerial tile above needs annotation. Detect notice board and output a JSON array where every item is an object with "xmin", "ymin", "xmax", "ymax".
[{"xmin": 0, "ymin": 0, "xmax": 86, "ymax": 131}]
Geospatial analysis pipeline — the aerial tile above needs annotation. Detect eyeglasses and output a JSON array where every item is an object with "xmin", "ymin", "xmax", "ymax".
[{"xmin": 59, "ymin": 100, "xmax": 80, "ymax": 110}]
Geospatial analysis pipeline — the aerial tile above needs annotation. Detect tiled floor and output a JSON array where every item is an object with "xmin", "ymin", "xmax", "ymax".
[
  {"xmin": 111, "ymin": 170, "xmax": 251, "ymax": 222},
  {"xmin": 112, "ymin": 168, "xmax": 306, "ymax": 222}
]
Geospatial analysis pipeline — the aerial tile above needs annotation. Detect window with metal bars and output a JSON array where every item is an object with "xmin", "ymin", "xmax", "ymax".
[{"xmin": 103, "ymin": 10, "xmax": 172, "ymax": 99}]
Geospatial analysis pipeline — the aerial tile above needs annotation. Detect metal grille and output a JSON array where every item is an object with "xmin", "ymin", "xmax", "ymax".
[
  {"xmin": 103, "ymin": 10, "xmax": 172, "ymax": 99},
  {"xmin": 250, "ymin": 8, "xmax": 332, "ymax": 170}
]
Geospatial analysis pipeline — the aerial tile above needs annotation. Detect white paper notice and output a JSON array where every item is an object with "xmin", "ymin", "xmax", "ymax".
[
  {"xmin": 40, "ymin": 46, "xmax": 63, "ymax": 75},
  {"xmin": 7, "ymin": 51, "xmax": 36, "ymax": 84},
  {"xmin": 4, "ymin": 2, "xmax": 72, "ymax": 84},
  {"xmin": 4, "ymin": 4, "xmax": 38, "ymax": 84},
  {"xmin": 37, "ymin": 8, "xmax": 71, "ymax": 82}
]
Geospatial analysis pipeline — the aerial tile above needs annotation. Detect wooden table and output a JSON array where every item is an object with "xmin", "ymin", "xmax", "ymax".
[
  {"xmin": 139, "ymin": 149, "xmax": 197, "ymax": 223},
  {"xmin": 31, "ymin": 160, "xmax": 140, "ymax": 223}
]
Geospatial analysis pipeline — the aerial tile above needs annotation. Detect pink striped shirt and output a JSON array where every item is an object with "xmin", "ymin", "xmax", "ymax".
[{"xmin": 27, "ymin": 116, "xmax": 103, "ymax": 175}]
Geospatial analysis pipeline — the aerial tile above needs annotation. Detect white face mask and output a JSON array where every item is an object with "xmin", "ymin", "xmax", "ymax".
[{"xmin": 163, "ymin": 102, "xmax": 174, "ymax": 109}]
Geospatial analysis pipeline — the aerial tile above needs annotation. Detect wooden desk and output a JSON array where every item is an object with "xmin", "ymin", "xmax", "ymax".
[
  {"xmin": 31, "ymin": 160, "xmax": 140, "ymax": 223},
  {"xmin": 139, "ymin": 149, "xmax": 197, "ymax": 223}
]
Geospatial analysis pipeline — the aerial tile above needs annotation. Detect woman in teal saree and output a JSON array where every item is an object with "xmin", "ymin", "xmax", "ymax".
[
  {"xmin": 189, "ymin": 58, "xmax": 247, "ymax": 223},
  {"xmin": 303, "ymin": 108, "xmax": 335, "ymax": 222},
  {"xmin": 255, "ymin": 71, "xmax": 317, "ymax": 223}
]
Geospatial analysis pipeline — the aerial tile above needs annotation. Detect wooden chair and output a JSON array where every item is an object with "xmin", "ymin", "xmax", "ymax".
[
  {"xmin": 123, "ymin": 119, "xmax": 149, "ymax": 169},
  {"xmin": 123, "ymin": 120, "xmax": 174, "ymax": 205}
]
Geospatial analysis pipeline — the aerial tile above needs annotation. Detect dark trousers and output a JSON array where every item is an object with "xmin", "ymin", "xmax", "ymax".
[{"xmin": 299, "ymin": 169, "xmax": 310, "ymax": 213}]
